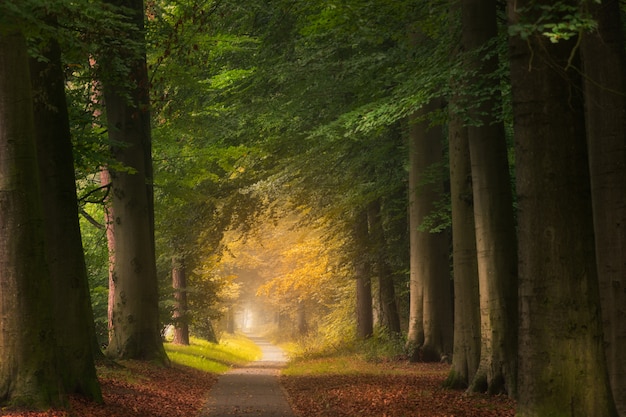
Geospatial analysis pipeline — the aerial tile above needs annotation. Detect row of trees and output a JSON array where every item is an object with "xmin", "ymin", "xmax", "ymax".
[
  {"xmin": 191, "ymin": 0, "xmax": 625, "ymax": 415},
  {"xmin": 1, "ymin": 0, "xmax": 625, "ymax": 416},
  {"xmin": 0, "ymin": 0, "xmax": 169, "ymax": 407}
]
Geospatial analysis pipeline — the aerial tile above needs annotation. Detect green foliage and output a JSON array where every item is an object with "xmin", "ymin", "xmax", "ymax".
[
  {"xmin": 283, "ymin": 328, "xmax": 410, "ymax": 376},
  {"xmin": 164, "ymin": 334, "xmax": 261, "ymax": 373},
  {"xmin": 78, "ymin": 0, "xmax": 508, "ymax": 356},
  {"xmin": 79, "ymin": 205, "xmax": 110, "ymax": 344},
  {"xmin": 509, "ymin": 0, "xmax": 599, "ymax": 43},
  {"xmin": 286, "ymin": 324, "xmax": 407, "ymax": 364},
  {"xmin": 358, "ymin": 327, "xmax": 408, "ymax": 362}
]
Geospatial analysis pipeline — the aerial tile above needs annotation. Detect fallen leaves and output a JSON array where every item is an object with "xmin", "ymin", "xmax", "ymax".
[
  {"xmin": 1, "ymin": 361, "xmax": 217, "ymax": 417},
  {"xmin": 281, "ymin": 363, "xmax": 516, "ymax": 417},
  {"xmin": 1, "ymin": 359, "xmax": 516, "ymax": 417}
]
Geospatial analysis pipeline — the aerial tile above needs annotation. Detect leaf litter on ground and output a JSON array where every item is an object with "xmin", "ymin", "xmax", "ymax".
[
  {"xmin": 281, "ymin": 361, "xmax": 516, "ymax": 417},
  {"xmin": 1, "ymin": 361, "xmax": 217, "ymax": 417},
  {"xmin": 1, "ymin": 358, "xmax": 515, "ymax": 416}
]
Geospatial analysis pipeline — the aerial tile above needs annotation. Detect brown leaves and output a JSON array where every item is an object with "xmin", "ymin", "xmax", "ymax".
[
  {"xmin": 1, "ymin": 361, "xmax": 217, "ymax": 417},
  {"xmin": 281, "ymin": 363, "xmax": 515, "ymax": 417},
  {"xmin": 2, "ymin": 360, "xmax": 515, "ymax": 417}
]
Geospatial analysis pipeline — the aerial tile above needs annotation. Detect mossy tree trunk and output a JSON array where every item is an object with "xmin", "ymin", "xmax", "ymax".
[
  {"xmin": 581, "ymin": 1, "xmax": 626, "ymax": 413},
  {"xmin": 30, "ymin": 33, "xmax": 102, "ymax": 402},
  {"xmin": 0, "ymin": 29, "xmax": 64, "ymax": 409},
  {"xmin": 509, "ymin": 0, "xmax": 617, "ymax": 414}
]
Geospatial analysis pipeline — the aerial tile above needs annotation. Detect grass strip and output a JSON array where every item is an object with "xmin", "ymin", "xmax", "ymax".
[{"xmin": 164, "ymin": 333, "xmax": 262, "ymax": 373}]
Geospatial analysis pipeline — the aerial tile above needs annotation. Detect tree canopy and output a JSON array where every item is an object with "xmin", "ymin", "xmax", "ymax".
[{"xmin": 1, "ymin": 0, "xmax": 625, "ymax": 415}]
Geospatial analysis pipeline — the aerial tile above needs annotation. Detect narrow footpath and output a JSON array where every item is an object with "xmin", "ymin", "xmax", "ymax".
[{"xmin": 201, "ymin": 335, "xmax": 295, "ymax": 417}]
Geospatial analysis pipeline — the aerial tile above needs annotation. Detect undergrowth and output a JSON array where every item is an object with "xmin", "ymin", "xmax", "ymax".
[
  {"xmin": 283, "ymin": 327, "xmax": 410, "ymax": 376},
  {"xmin": 164, "ymin": 333, "xmax": 261, "ymax": 373}
]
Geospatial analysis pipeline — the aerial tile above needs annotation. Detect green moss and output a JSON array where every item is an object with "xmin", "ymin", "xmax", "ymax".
[{"xmin": 443, "ymin": 369, "xmax": 468, "ymax": 390}]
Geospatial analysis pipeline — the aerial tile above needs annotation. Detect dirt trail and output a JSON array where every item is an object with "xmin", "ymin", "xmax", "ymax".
[{"xmin": 200, "ymin": 335, "xmax": 294, "ymax": 417}]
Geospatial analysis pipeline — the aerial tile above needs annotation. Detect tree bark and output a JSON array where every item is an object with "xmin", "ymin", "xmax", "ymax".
[
  {"xmin": 581, "ymin": 1, "xmax": 626, "ymax": 414},
  {"xmin": 297, "ymin": 300, "xmax": 308, "ymax": 336},
  {"xmin": 368, "ymin": 199, "xmax": 401, "ymax": 334},
  {"xmin": 509, "ymin": 1, "xmax": 617, "ymax": 414},
  {"xmin": 172, "ymin": 256, "xmax": 190, "ymax": 345},
  {"xmin": 445, "ymin": 89, "xmax": 481, "ymax": 388},
  {"xmin": 101, "ymin": 169, "xmax": 116, "ymax": 345},
  {"xmin": 30, "ymin": 34, "xmax": 102, "ymax": 401},
  {"xmin": 354, "ymin": 209, "xmax": 373, "ymax": 339},
  {"xmin": 407, "ymin": 102, "xmax": 453, "ymax": 361},
  {"xmin": 226, "ymin": 306, "xmax": 235, "ymax": 334},
  {"xmin": 0, "ymin": 30, "xmax": 64, "ymax": 408},
  {"xmin": 103, "ymin": 0, "xmax": 168, "ymax": 364},
  {"xmin": 463, "ymin": 0, "xmax": 518, "ymax": 396}
]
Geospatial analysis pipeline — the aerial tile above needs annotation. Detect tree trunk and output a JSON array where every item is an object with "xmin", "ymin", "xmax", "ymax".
[
  {"xmin": 355, "ymin": 209, "xmax": 373, "ymax": 339},
  {"xmin": 368, "ymin": 199, "xmax": 401, "ymax": 334},
  {"xmin": 445, "ymin": 89, "xmax": 481, "ymax": 388},
  {"xmin": 463, "ymin": 0, "xmax": 518, "ymax": 396},
  {"xmin": 297, "ymin": 300, "xmax": 308, "ymax": 336},
  {"xmin": 172, "ymin": 256, "xmax": 190, "ymax": 345},
  {"xmin": 406, "ymin": 118, "xmax": 424, "ymax": 351},
  {"xmin": 103, "ymin": 0, "xmax": 168, "ymax": 364},
  {"xmin": 226, "ymin": 306, "xmax": 235, "ymax": 334},
  {"xmin": 509, "ymin": 2, "xmax": 617, "ymax": 414},
  {"xmin": 101, "ymin": 169, "xmax": 116, "ymax": 345},
  {"xmin": 581, "ymin": 1, "xmax": 626, "ymax": 414},
  {"xmin": 0, "ymin": 30, "xmax": 64, "ymax": 408},
  {"xmin": 30, "ymin": 34, "xmax": 102, "ymax": 401},
  {"xmin": 407, "ymin": 102, "xmax": 453, "ymax": 361}
]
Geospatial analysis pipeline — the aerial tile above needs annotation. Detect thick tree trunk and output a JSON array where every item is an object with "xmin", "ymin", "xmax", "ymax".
[
  {"xmin": 354, "ymin": 209, "xmax": 373, "ymax": 339},
  {"xmin": 0, "ymin": 30, "xmax": 64, "ymax": 408},
  {"xmin": 368, "ymin": 199, "xmax": 401, "ymax": 334},
  {"xmin": 30, "ymin": 35, "xmax": 102, "ymax": 401},
  {"xmin": 581, "ymin": 1, "xmax": 626, "ymax": 414},
  {"xmin": 104, "ymin": 113, "xmax": 166, "ymax": 362},
  {"xmin": 407, "ymin": 102, "xmax": 453, "ymax": 361},
  {"xmin": 463, "ymin": 0, "xmax": 518, "ymax": 396},
  {"xmin": 103, "ymin": 0, "xmax": 168, "ymax": 364},
  {"xmin": 509, "ymin": 2, "xmax": 617, "ymax": 414},
  {"xmin": 445, "ymin": 93, "xmax": 481, "ymax": 389},
  {"xmin": 172, "ymin": 256, "xmax": 190, "ymax": 345}
]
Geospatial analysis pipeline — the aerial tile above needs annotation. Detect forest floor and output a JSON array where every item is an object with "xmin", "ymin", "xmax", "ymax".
[
  {"xmin": 1, "ymin": 360, "xmax": 515, "ymax": 417},
  {"xmin": 282, "ymin": 360, "xmax": 515, "ymax": 417}
]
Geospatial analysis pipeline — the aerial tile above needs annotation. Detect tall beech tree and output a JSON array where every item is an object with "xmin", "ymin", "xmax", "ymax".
[
  {"xmin": 0, "ymin": 29, "xmax": 63, "ymax": 408},
  {"xmin": 172, "ymin": 256, "xmax": 190, "ymax": 345},
  {"xmin": 354, "ymin": 209, "xmax": 374, "ymax": 339},
  {"xmin": 406, "ymin": 101, "xmax": 453, "ymax": 361},
  {"xmin": 445, "ymin": 83, "xmax": 481, "ymax": 389},
  {"xmin": 463, "ymin": 0, "xmax": 517, "ymax": 395},
  {"xmin": 102, "ymin": 0, "xmax": 168, "ymax": 363},
  {"xmin": 30, "ymin": 33, "xmax": 102, "ymax": 400},
  {"xmin": 581, "ymin": 1, "xmax": 626, "ymax": 413},
  {"xmin": 368, "ymin": 198, "xmax": 401, "ymax": 334},
  {"xmin": 509, "ymin": 0, "xmax": 617, "ymax": 414}
]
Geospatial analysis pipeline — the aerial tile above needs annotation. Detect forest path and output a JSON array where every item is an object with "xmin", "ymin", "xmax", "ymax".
[{"xmin": 200, "ymin": 334, "xmax": 295, "ymax": 417}]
